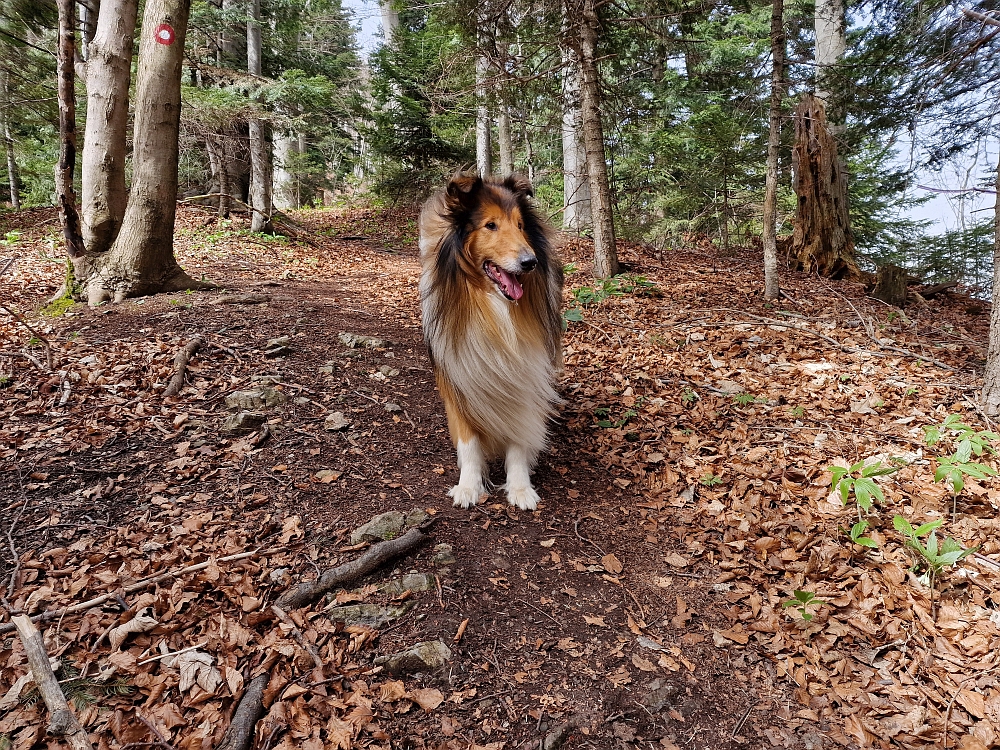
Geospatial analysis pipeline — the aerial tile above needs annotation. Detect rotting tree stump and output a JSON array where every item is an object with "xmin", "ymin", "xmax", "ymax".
[
  {"xmin": 789, "ymin": 94, "xmax": 860, "ymax": 281},
  {"xmin": 871, "ymin": 264, "xmax": 908, "ymax": 307}
]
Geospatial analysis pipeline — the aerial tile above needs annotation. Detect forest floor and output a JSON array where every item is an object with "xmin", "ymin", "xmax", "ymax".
[{"xmin": 1, "ymin": 203, "xmax": 999, "ymax": 750}]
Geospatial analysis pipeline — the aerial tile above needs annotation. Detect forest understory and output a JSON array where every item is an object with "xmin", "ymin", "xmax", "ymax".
[{"xmin": 1, "ymin": 204, "xmax": 999, "ymax": 750}]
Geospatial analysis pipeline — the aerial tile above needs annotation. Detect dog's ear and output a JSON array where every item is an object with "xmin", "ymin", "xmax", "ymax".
[
  {"xmin": 445, "ymin": 172, "xmax": 482, "ymax": 209},
  {"xmin": 502, "ymin": 174, "xmax": 534, "ymax": 198}
]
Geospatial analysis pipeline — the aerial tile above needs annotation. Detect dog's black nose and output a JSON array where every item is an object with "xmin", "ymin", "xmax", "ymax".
[{"xmin": 518, "ymin": 253, "xmax": 537, "ymax": 272}]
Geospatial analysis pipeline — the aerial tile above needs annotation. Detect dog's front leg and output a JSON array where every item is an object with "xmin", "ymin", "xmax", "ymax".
[
  {"xmin": 504, "ymin": 444, "xmax": 540, "ymax": 511},
  {"xmin": 449, "ymin": 437, "xmax": 487, "ymax": 508}
]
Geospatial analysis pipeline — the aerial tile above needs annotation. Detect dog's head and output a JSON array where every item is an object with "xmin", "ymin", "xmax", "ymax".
[{"xmin": 443, "ymin": 172, "xmax": 543, "ymax": 302}]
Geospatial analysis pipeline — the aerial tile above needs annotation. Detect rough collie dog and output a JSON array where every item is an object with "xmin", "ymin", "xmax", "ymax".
[{"xmin": 419, "ymin": 172, "xmax": 564, "ymax": 510}]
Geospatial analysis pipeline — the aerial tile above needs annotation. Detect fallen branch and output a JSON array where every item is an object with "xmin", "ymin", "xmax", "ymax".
[
  {"xmin": 918, "ymin": 281, "xmax": 959, "ymax": 299},
  {"xmin": 0, "ymin": 547, "xmax": 281, "ymax": 634},
  {"xmin": 163, "ymin": 336, "xmax": 203, "ymax": 397},
  {"xmin": 276, "ymin": 527, "xmax": 429, "ymax": 610},
  {"xmin": 216, "ymin": 672, "xmax": 271, "ymax": 750},
  {"xmin": 0, "ymin": 301, "xmax": 53, "ymax": 370},
  {"xmin": 12, "ymin": 614, "xmax": 94, "ymax": 750},
  {"xmin": 271, "ymin": 605, "xmax": 323, "ymax": 670}
]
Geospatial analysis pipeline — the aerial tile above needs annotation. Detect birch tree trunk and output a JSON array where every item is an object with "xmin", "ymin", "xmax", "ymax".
[
  {"xmin": 814, "ymin": 0, "xmax": 846, "ymax": 128},
  {"xmin": 81, "ymin": 0, "xmax": 204, "ymax": 304},
  {"xmin": 981, "ymin": 151, "xmax": 1000, "ymax": 414},
  {"xmin": 273, "ymin": 134, "xmax": 298, "ymax": 210},
  {"xmin": 247, "ymin": 0, "xmax": 273, "ymax": 233},
  {"xmin": 81, "ymin": 0, "xmax": 139, "ymax": 255},
  {"xmin": 561, "ymin": 27, "xmax": 591, "ymax": 232},
  {"xmin": 574, "ymin": 0, "xmax": 618, "ymax": 278},
  {"xmin": 475, "ymin": 41, "xmax": 492, "ymax": 178},
  {"xmin": 497, "ymin": 101, "xmax": 514, "ymax": 176},
  {"xmin": 1, "ymin": 71, "xmax": 20, "ymax": 211},
  {"xmin": 378, "ymin": 0, "xmax": 400, "ymax": 42},
  {"xmin": 762, "ymin": 0, "xmax": 784, "ymax": 300},
  {"xmin": 55, "ymin": 0, "xmax": 85, "ymax": 260}
]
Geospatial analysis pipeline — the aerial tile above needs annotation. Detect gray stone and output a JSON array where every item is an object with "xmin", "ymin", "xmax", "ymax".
[
  {"xmin": 324, "ymin": 411, "xmax": 351, "ymax": 431},
  {"xmin": 375, "ymin": 640, "xmax": 452, "ymax": 675},
  {"xmin": 378, "ymin": 365, "xmax": 400, "ymax": 377},
  {"xmin": 384, "ymin": 402, "xmax": 403, "ymax": 413},
  {"xmin": 264, "ymin": 346, "xmax": 292, "ymax": 358},
  {"xmin": 225, "ymin": 387, "xmax": 287, "ymax": 410},
  {"xmin": 251, "ymin": 375, "xmax": 282, "ymax": 385},
  {"xmin": 325, "ymin": 603, "xmax": 412, "ymax": 627},
  {"xmin": 339, "ymin": 332, "xmax": 387, "ymax": 349},
  {"xmin": 640, "ymin": 678, "xmax": 682, "ymax": 712},
  {"xmin": 222, "ymin": 411, "xmax": 267, "ymax": 434},
  {"xmin": 350, "ymin": 507, "xmax": 428, "ymax": 545},
  {"xmin": 266, "ymin": 336, "xmax": 291, "ymax": 349},
  {"xmin": 379, "ymin": 573, "xmax": 436, "ymax": 595},
  {"xmin": 432, "ymin": 543, "xmax": 456, "ymax": 566}
]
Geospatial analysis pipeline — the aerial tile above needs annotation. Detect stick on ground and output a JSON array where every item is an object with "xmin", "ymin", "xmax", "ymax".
[
  {"xmin": 216, "ymin": 672, "xmax": 271, "ymax": 750},
  {"xmin": 163, "ymin": 336, "xmax": 203, "ymax": 397},
  {"xmin": 276, "ymin": 527, "xmax": 428, "ymax": 610},
  {"xmin": 12, "ymin": 614, "xmax": 94, "ymax": 750}
]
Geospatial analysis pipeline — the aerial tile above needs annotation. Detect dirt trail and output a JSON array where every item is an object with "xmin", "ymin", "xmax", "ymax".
[{"xmin": 2, "ymin": 205, "xmax": 995, "ymax": 750}]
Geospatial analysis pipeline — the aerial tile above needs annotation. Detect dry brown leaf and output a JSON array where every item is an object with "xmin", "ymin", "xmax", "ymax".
[
  {"xmin": 409, "ymin": 687, "xmax": 444, "ymax": 711},
  {"xmin": 601, "ymin": 553, "xmax": 624, "ymax": 574},
  {"xmin": 108, "ymin": 607, "xmax": 159, "ymax": 650}
]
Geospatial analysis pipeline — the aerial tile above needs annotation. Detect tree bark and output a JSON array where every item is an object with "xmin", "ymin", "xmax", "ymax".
[
  {"xmin": 55, "ymin": 0, "xmax": 85, "ymax": 260},
  {"xmin": 81, "ymin": 0, "xmax": 139, "ymax": 255},
  {"xmin": 475, "ymin": 41, "xmax": 492, "ymax": 178},
  {"xmin": 814, "ymin": 0, "xmax": 846, "ymax": 127},
  {"xmin": 247, "ymin": 0, "xmax": 273, "ymax": 233},
  {"xmin": 81, "ymin": 0, "xmax": 203, "ymax": 304},
  {"xmin": 981, "ymin": 150, "xmax": 1000, "ymax": 415},
  {"xmin": 789, "ymin": 94, "xmax": 858, "ymax": 280},
  {"xmin": 574, "ymin": 0, "xmax": 618, "ymax": 278},
  {"xmin": 561, "ymin": 24, "xmax": 591, "ymax": 233},
  {"xmin": 497, "ymin": 101, "xmax": 514, "ymax": 176},
  {"xmin": 273, "ymin": 134, "xmax": 297, "ymax": 210},
  {"xmin": 762, "ymin": 0, "xmax": 784, "ymax": 300},
  {"xmin": 1, "ymin": 71, "xmax": 20, "ymax": 211},
  {"xmin": 871, "ymin": 264, "xmax": 908, "ymax": 307},
  {"xmin": 378, "ymin": 0, "xmax": 400, "ymax": 42}
]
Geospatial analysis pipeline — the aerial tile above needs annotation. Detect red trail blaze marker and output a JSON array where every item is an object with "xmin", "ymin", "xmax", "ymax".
[{"xmin": 154, "ymin": 23, "xmax": 175, "ymax": 45}]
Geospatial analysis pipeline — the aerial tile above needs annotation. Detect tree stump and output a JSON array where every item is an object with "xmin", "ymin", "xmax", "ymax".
[
  {"xmin": 789, "ymin": 94, "xmax": 859, "ymax": 280},
  {"xmin": 871, "ymin": 264, "xmax": 908, "ymax": 307}
]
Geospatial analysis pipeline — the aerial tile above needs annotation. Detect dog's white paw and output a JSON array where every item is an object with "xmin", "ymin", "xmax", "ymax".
[
  {"xmin": 449, "ymin": 484, "xmax": 484, "ymax": 509},
  {"xmin": 506, "ymin": 485, "xmax": 539, "ymax": 511}
]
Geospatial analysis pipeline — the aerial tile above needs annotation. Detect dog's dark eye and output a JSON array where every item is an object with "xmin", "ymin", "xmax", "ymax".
[{"xmin": 485, "ymin": 221, "xmax": 497, "ymax": 231}]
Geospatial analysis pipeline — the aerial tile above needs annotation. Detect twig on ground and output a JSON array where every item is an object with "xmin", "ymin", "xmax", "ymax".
[
  {"xmin": 163, "ymin": 336, "xmax": 203, "ymax": 397},
  {"xmin": 136, "ymin": 642, "xmax": 209, "ymax": 666},
  {"xmin": 276, "ymin": 527, "xmax": 430, "ymax": 610},
  {"xmin": 573, "ymin": 518, "xmax": 607, "ymax": 557},
  {"xmin": 12, "ymin": 614, "xmax": 95, "ymax": 750},
  {"xmin": 0, "ymin": 547, "xmax": 282, "ymax": 634},
  {"xmin": 271, "ymin": 604, "xmax": 324, "ymax": 670},
  {"xmin": 943, "ymin": 665, "xmax": 1000, "ymax": 749},
  {"xmin": 216, "ymin": 672, "xmax": 271, "ymax": 750},
  {"xmin": 137, "ymin": 713, "xmax": 176, "ymax": 750},
  {"xmin": 515, "ymin": 598, "xmax": 561, "ymax": 626},
  {"xmin": 0, "ymin": 300, "xmax": 53, "ymax": 370},
  {"xmin": 2, "ymin": 469, "xmax": 28, "ymax": 610}
]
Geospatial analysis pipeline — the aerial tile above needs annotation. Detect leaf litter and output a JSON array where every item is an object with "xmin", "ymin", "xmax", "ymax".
[{"xmin": 0, "ymin": 205, "xmax": 997, "ymax": 748}]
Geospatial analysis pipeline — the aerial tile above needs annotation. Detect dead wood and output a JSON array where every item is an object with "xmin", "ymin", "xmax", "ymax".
[
  {"xmin": 0, "ymin": 548, "xmax": 279, "ymax": 634},
  {"xmin": 216, "ymin": 672, "xmax": 271, "ymax": 750},
  {"xmin": 163, "ymin": 336, "xmax": 203, "ymax": 397},
  {"xmin": 270, "ymin": 605, "xmax": 323, "ymax": 670},
  {"xmin": 12, "ymin": 614, "xmax": 95, "ymax": 750},
  {"xmin": 919, "ymin": 281, "xmax": 959, "ymax": 299},
  {"xmin": 0, "ymin": 301, "xmax": 54, "ymax": 370},
  {"xmin": 275, "ymin": 527, "xmax": 429, "ymax": 610},
  {"xmin": 213, "ymin": 294, "xmax": 272, "ymax": 305},
  {"xmin": 871, "ymin": 264, "xmax": 908, "ymax": 307}
]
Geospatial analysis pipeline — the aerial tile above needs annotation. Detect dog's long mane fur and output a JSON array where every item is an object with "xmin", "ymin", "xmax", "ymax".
[{"xmin": 419, "ymin": 175, "xmax": 563, "ymax": 458}]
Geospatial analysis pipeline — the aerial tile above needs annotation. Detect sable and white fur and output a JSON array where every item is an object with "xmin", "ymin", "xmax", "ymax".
[{"xmin": 419, "ymin": 173, "xmax": 564, "ymax": 510}]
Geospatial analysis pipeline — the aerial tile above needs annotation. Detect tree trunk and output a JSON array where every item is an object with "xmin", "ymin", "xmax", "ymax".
[
  {"xmin": 273, "ymin": 134, "xmax": 297, "ymax": 210},
  {"xmin": 871, "ymin": 264, "xmax": 908, "ymax": 307},
  {"xmin": 789, "ymin": 94, "xmax": 858, "ymax": 280},
  {"xmin": 81, "ymin": 0, "xmax": 139, "ymax": 255},
  {"xmin": 814, "ymin": 0, "xmax": 846, "ymax": 127},
  {"xmin": 561, "ymin": 26, "xmax": 591, "ymax": 232},
  {"xmin": 247, "ymin": 0, "xmax": 273, "ymax": 233},
  {"xmin": 1, "ymin": 71, "xmax": 20, "ymax": 211},
  {"xmin": 497, "ymin": 101, "xmax": 514, "ymax": 176},
  {"xmin": 378, "ymin": 0, "xmax": 400, "ymax": 42},
  {"xmin": 55, "ymin": 0, "xmax": 85, "ymax": 260},
  {"xmin": 80, "ymin": 0, "xmax": 202, "ymax": 304},
  {"xmin": 475, "ymin": 43, "xmax": 492, "ymax": 178},
  {"xmin": 219, "ymin": 0, "xmax": 243, "ymax": 68},
  {"xmin": 981, "ymin": 151, "xmax": 1000, "ymax": 415},
  {"xmin": 574, "ymin": 0, "xmax": 618, "ymax": 278},
  {"xmin": 762, "ymin": 0, "xmax": 784, "ymax": 300}
]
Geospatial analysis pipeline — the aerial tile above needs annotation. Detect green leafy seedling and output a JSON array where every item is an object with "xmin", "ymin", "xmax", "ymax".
[
  {"xmin": 731, "ymin": 393, "xmax": 759, "ymax": 406},
  {"xmin": 680, "ymin": 387, "xmax": 698, "ymax": 406},
  {"xmin": 782, "ymin": 590, "xmax": 822, "ymax": 621},
  {"xmin": 893, "ymin": 515, "xmax": 977, "ymax": 617},
  {"xmin": 924, "ymin": 414, "xmax": 999, "ymax": 521},
  {"xmin": 828, "ymin": 459, "xmax": 901, "ymax": 516},
  {"xmin": 700, "ymin": 473, "xmax": 722, "ymax": 487},
  {"xmin": 789, "ymin": 405, "xmax": 805, "ymax": 418},
  {"xmin": 839, "ymin": 519, "xmax": 878, "ymax": 549}
]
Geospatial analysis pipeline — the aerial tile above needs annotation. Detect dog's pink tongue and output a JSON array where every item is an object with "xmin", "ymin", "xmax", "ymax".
[{"xmin": 496, "ymin": 267, "xmax": 524, "ymax": 300}]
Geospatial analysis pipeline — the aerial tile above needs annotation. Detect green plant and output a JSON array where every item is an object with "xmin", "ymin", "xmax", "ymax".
[
  {"xmin": 789, "ymin": 405, "xmax": 805, "ymax": 418},
  {"xmin": 893, "ymin": 515, "xmax": 976, "ymax": 616},
  {"xmin": 840, "ymin": 519, "xmax": 878, "ymax": 549},
  {"xmin": 680, "ymin": 387, "xmax": 698, "ymax": 406},
  {"xmin": 700, "ymin": 472, "xmax": 722, "ymax": 486},
  {"xmin": 0, "ymin": 230, "xmax": 20, "ymax": 246},
  {"xmin": 594, "ymin": 407, "xmax": 637, "ymax": 429},
  {"xmin": 829, "ymin": 459, "xmax": 901, "ymax": 516},
  {"xmin": 563, "ymin": 262, "xmax": 578, "ymax": 274},
  {"xmin": 924, "ymin": 414, "xmax": 999, "ymax": 520},
  {"xmin": 904, "ymin": 387, "xmax": 918, "ymax": 397},
  {"xmin": 732, "ymin": 393, "xmax": 764, "ymax": 406},
  {"xmin": 782, "ymin": 590, "xmax": 823, "ymax": 621}
]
